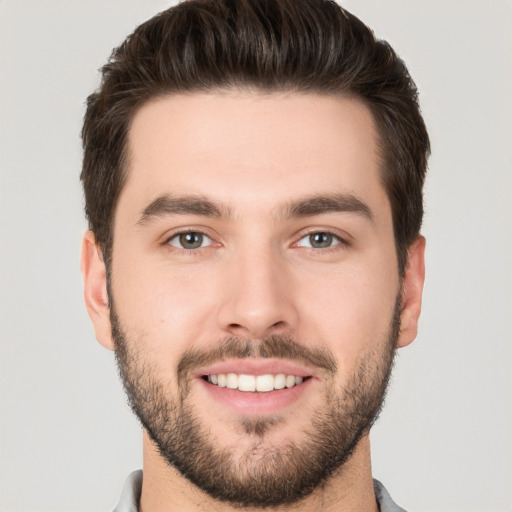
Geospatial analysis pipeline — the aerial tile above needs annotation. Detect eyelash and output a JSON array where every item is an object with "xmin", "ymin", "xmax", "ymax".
[
  {"xmin": 163, "ymin": 229, "xmax": 349, "ymax": 253},
  {"xmin": 164, "ymin": 230, "xmax": 215, "ymax": 253},
  {"xmin": 294, "ymin": 231, "xmax": 348, "ymax": 251}
]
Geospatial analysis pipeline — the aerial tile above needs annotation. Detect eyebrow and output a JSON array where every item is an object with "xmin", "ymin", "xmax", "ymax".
[
  {"xmin": 137, "ymin": 195, "xmax": 231, "ymax": 225},
  {"xmin": 136, "ymin": 192, "xmax": 373, "ymax": 225},
  {"xmin": 279, "ymin": 193, "xmax": 374, "ymax": 222}
]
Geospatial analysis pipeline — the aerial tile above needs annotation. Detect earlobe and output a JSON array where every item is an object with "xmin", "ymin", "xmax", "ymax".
[
  {"xmin": 397, "ymin": 236, "xmax": 426, "ymax": 348},
  {"xmin": 81, "ymin": 231, "xmax": 114, "ymax": 350}
]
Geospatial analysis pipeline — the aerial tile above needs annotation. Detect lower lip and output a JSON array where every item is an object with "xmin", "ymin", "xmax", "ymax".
[{"xmin": 197, "ymin": 377, "xmax": 313, "ymax": 415}]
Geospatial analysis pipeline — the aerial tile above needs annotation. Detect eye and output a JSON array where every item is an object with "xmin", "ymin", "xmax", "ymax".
[
  {"xmin": 167, "ymin": 231, "xmax": 213, "ymax": 250},
  {"xmin": 296, "ymin": 232, "xmax": 343, "ymax": 249}
]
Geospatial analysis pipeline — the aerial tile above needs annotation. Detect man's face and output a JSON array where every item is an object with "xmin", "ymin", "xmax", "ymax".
[{"xmin": 85, "ymin": 92, "xmax": 423, "ymax": 506}]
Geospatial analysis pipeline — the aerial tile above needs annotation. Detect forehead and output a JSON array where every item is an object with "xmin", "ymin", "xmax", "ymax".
[{"xmin": 121, "ymin": 91, "xmax": 387, "ymax": 220}]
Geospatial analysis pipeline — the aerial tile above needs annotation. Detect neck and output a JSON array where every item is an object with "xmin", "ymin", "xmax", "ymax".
[{"xmin": 139, "ymin": 431, "xmax": 378, "ymax": 512}]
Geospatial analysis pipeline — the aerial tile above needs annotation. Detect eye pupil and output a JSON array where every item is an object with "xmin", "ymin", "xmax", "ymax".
[
  {"xmin": 310, "ymin": 232, "xmax": 332, "ymax": 248},
  {"xmin": 179, "ymin": 232, "xmax": 203, "ymax": 249}
]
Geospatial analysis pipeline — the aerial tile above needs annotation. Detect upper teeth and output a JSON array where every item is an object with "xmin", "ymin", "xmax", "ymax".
[{"xmin": 207, "ymin": 373, "xmax": 304, "ymax": 392}]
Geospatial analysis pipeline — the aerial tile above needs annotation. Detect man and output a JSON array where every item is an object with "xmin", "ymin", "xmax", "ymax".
[{"xmin": 80, "ymin": 0, "xmax": 429, "ymax": 510}]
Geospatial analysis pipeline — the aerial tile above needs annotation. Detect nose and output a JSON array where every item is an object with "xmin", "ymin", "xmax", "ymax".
[{"xmin": 216, "ymin": 245, "xmax": 299, "ymax": 339}]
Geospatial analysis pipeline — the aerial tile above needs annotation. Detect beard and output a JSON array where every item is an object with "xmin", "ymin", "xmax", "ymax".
[{"xmin": 111, "ymin": 298, "xmax": 400, "ymax": 508}]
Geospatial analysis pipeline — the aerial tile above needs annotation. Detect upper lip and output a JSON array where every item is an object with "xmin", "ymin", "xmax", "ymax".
[{"xmin": 193, "ymin": 359, "xmax": 317, "ymax": 379}]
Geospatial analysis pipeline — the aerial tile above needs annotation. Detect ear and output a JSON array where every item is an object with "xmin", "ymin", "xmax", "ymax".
[
  {"xmin": 397, "ymin": 235, "xmax": 426, "ymax": 348},
  {"xmin": 80, "ymin": 231, "xmax": 114, "ymax": 350}
]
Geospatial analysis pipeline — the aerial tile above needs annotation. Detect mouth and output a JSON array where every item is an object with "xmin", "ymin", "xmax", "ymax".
[
  {"xmin": 203, "ymin": 373, "xmax": 307, "ymax": 392},
  {"xmin": 194, "ymin": 359, "xmax": 316, "ymax": 415}
]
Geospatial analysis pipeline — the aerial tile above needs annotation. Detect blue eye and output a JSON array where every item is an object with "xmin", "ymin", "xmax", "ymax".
[
  {"xmin": 168, "ymin": 232, "xmax": 212, "ymax": 250},
  {"xmin": 297, "ymin": 232, "xmax": 342, "ymax": 249}
]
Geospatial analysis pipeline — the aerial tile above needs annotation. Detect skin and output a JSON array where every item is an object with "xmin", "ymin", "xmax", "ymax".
[{"xmin": 81, "ymin": 91, "xmax": 425, "ymax": 512}]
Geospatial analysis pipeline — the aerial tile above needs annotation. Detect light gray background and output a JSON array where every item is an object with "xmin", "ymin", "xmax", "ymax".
[{"xmin": 1, "ymin": 1, "xmax": 511, "ymax": 511}]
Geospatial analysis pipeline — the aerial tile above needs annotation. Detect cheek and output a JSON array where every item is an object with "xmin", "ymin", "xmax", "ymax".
[
  {"xmin": 297, "ymin": 261, "xmax": 399, "ymax": 370},
  {"xmin": 111, "ymin": 256, "xmax": 221, "ymax": 360}
]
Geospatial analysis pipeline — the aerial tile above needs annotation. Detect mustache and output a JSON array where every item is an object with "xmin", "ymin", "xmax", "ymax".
[{"xmin": 177, "ymin": 335, "xmax": 337, "ymax": 381}]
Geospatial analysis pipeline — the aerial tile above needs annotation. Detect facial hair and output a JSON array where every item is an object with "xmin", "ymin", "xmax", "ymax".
[{"xmin": 111, "ymin": 298, "xmax": 400, "ymax": 508}]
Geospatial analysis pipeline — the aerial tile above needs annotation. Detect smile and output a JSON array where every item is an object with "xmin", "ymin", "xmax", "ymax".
[
  {"xmin": 195, "ymin": 359, "xmax": 316, "ymax": 414},
  {"xmin": 206, "ymin": 373, "xmax": 305, "ymax": 392}
]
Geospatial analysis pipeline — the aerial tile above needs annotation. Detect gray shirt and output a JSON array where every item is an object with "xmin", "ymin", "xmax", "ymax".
[{"xmin": 113, "ymin": 470, "xmax": 407, "ymax": 511}]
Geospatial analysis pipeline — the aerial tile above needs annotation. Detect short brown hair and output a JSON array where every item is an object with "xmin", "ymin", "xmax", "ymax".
[{"xmin": 81, "ymin": 0, "xmax": 430, "ymax": 274}]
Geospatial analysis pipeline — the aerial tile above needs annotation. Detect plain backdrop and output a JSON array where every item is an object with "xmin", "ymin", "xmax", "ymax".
[{"xmin": 0, "ymin": 1, "xmax": 511, "ymax": 511}]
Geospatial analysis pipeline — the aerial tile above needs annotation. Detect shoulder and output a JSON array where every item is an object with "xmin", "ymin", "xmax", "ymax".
[
  {"xmin": 373, "ymin": 479, "xmax": 408, "ymax": 512},
  {"xmin": 112, "ymin": 470, "xmax": 143, "ymax": 512}
]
